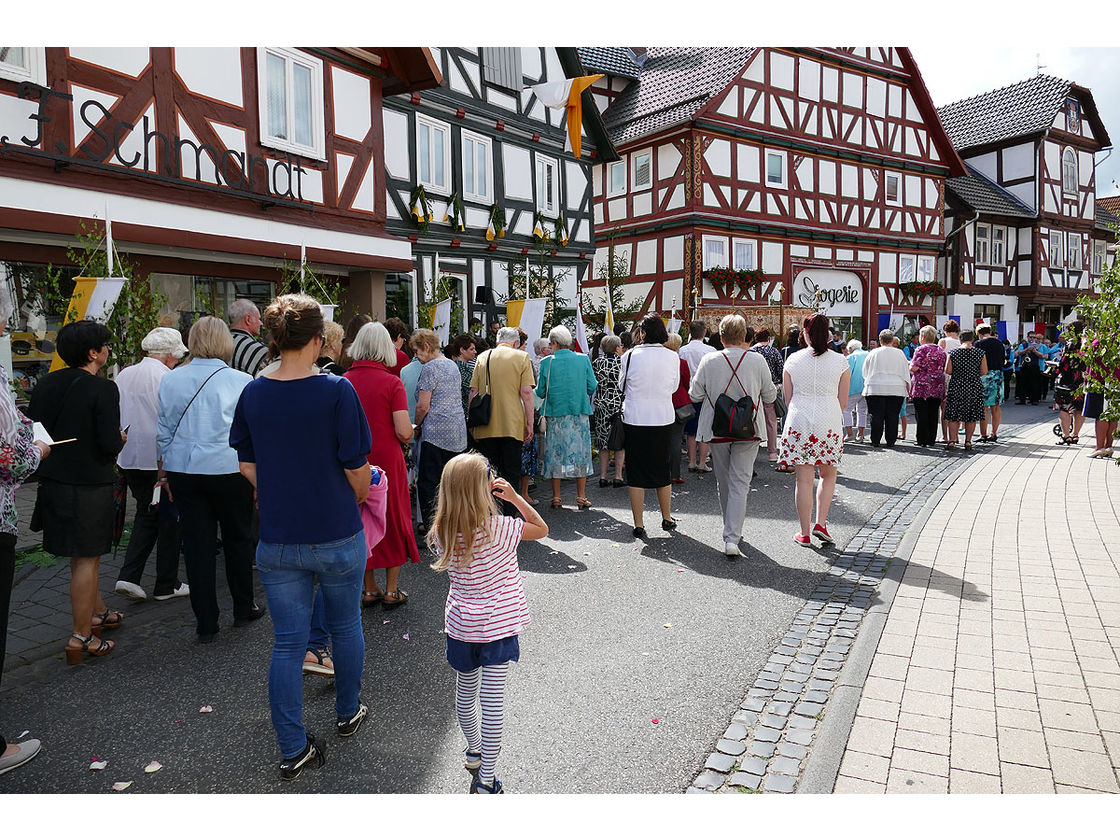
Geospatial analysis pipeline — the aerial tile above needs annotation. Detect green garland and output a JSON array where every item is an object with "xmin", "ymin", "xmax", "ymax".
[
  {"xmin": 532, "ymin": 211, "xmax": 548, "ymax": 241},
  {"xmin": 553, "ymin": 214, "xmax": 568, "ymax": 247},
  {"xmin": 444, "ymin": 191, "xmax": 466, "ymax": 232},
  {"xmin": 486, "ymin": 203, "xmax": 506, "ymax": 240},
  {"xmin": 410, "ymin": 185, "xmax": 434, "ymax": 232},
  {"xmin": 899, "ymin": 280, "xmax": 945, "ymax": 297}
]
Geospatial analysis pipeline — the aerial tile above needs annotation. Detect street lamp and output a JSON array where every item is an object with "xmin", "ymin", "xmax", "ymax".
[{"xmin": 774, "ymin": 281, "xmax": 785, "ymax": 339}]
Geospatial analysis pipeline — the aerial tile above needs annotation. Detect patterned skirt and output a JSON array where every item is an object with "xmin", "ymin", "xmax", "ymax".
[
  {"xmin": 521, "ymin": 433, "xmax": 541, "ymax": 477},
  {"xmin": 541, "ymin": 414, "xmax": 593, "ymax": 478}
]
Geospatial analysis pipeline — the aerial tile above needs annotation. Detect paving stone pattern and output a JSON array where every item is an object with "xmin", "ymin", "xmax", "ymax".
[{"xmin": 687, "ymin": 453, "xmax": 971, "ymax": 793}]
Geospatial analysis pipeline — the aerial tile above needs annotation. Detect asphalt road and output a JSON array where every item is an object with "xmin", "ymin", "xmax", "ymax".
[{"xmin": 0, "ymin": 402, "xmax": 1056, "ymax": 794}]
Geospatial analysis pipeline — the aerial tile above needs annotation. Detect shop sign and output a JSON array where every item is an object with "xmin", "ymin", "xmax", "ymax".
[
  {"xmin": 0, "ymin": 81, "xmax": 310, "ymax": 207},
  {"xmin": 794, "ymin": 269, "xmax": 862, "ymax": 317}
]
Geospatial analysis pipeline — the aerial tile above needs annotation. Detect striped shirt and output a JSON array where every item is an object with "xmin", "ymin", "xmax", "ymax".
[
  {"xmin": 231, "ymin": 329, "xmax": 270, "ymax": 376},
  {"xmin": 443, "ymin": 515, "xmax": 529, "ymax": 643}
]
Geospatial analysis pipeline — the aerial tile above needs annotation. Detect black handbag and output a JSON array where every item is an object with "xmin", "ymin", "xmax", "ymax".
[
  {"xmin": 466, "ymin": 354, "xmax": 492, "ymax": 428},
  {"xmin": 606, "ymin": 355, "xmax": 630, "ymax": 451},
  {"xmin": 711, "ymin": 352, "xmax": 759, "ymax": 441}
]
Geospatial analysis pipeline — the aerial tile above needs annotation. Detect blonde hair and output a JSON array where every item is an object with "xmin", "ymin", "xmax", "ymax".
[
  {"xmin": 410, "ymin": 328, "xmax": 441, "ymax": 354},
  {"xmin": 665, "ymin": 332, "xmax": 683, "ymax": 351},
  {"xmin": 323, "ymin": 320, "xmax": 344, "ymax": 353},
  {"xmin": 188, "ymin": 316, "xmax": 234, "ymax": 362},
  {"xmin": 427, "ymin": 452, "xmax": 500, "ymax": 572},
  {"xmin": 919, "ymin": 324, "xmax": 938, "ymax": 343}
]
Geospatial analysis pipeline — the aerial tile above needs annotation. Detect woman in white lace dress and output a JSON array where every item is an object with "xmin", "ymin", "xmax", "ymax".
[{"xmin": 777, "ymin": 315, "xmax": 850, "ymax": 547}]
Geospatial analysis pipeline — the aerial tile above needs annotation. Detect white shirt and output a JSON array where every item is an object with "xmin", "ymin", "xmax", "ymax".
[
  {"xmin": 116, "ymin": 356, "xmax": 171, "ymax": 470},
  {"xmin": 861, "ymin": 346, "xmax": 911, "ymax": 397},
  {"xmin": 619, "ymin": 344, "xmax": 681, "ymax": 426},
  {"xmin": 939, "ymin": 337, "xmax": 961, "ymax": 354},
  {"xmin": 679, "ymin": 338, "xmax": 717, "ymax": 377}
]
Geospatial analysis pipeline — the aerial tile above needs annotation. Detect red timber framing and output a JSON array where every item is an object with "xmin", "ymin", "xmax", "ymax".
[
  {"xmin": 586, "ymin": 47, "xmax": 963, "ymax": 341},
  {"xmin": 0, "ymin": 47, "xmax": 439, "ymax": 271}
]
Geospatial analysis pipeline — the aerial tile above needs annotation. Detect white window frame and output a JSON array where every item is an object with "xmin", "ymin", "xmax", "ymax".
[
  {"xmin": 0, "ymin": 47, "xmax": 46, "ymax": 85},
  {"xmin": 917, "ymin": 255, "xmax": 935, "ymax": 284},
  {"xmin": 898, "ymin": 254, "xmax": 916, "ymax": 284},
  {"xmin": 631, "ymin": 148, "xmax": 653, "ymax": 192},
  {"xmin": 991, "ymin": 226, "xmax": 1005, "ymax": 266},
  {"xmin": 732, "ymin": 238, "xmax": 757, "ymax": 271},
  {"xmin": 460, "ymin": 129, "xmax": 493, "ymax": 203},
  {"xmin": 764, "ymin": 149, "xmax": 788, "ymax": 190},
  {"xmin": 1093, "ymin": 240, "xmax": 1106, "ymax": 274},
  {"xmin": 1067, "ymin": 232, "xmax": 1082, "ymax": 270},
  {"xmin": 607, "ymin": 159, "xmax": 627, "ymax": 197},
  {"xmin": 1061, "ymin": 147, "xmax": 1078, "ymax": 195},
  {"xmin": 974, "ymin": 223, "xmax": 991, "ymax": 266},
  {"xmin": 702, "ymin": 235, "xmax": 729, "ymax": 270},
  {"xmin": 535, "ymin": 153, "xmax": 560, "ymax": 216},
  {"xmin": 1049, "ymin": 231, "xmax": 1064, "ymax": 269},
  {"xmin": 416, "ymin": 114, "xmax": 452, "ymax": 194},
  {"xmin": 884, "ymin": 171, "xmax": 902, "ymax": 206},
  {"xmin": 256, "ymin": 47, "xmax": 326, "ymax": 161}
]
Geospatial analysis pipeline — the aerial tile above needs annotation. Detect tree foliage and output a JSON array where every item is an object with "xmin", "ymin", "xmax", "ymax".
[
  {"xmin": 581, "ymin": 251, "xmax": 643, "ymax": 331},
  {"xmin": 1074, "ymin": 253, "xmax": 1120, "ymax": 424}
]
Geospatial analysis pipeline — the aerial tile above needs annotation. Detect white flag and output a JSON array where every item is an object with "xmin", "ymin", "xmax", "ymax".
[
  {"xmin": 520, "ymin": 298, "xmax": 548, "ymax": 362},
  {"xmin": 432, "ymin": 298, "xmax": 453, "ymax": 346}
]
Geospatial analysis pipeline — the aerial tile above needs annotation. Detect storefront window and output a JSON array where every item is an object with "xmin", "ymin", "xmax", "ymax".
[{"xmin": 2, "ymin": 261, "xmax": 79, "ymax": 393}]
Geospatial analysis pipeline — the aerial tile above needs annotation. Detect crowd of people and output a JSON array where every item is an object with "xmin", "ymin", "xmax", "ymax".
[{"xmin": 0, "ymin": 291, "xmax": 1113, "ymax": 786}]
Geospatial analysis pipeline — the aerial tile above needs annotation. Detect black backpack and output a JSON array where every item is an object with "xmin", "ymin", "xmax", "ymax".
[{"xmin": 711, "ymin": 352, "xmax": 759, "ymax": 441}]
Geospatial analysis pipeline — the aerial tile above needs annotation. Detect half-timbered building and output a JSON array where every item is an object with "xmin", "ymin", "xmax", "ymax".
[
  {"xmin": 939, "ymin": 75, "xmax": 1115, "ymax": 336},
  {"xmin": 381, "ymin": 47, "xmax": 615, "ymax": 330},
  {"xmin": 0, "ymin": 46, "xmax": 439, "ymax": 384},
  {"xmin": 578, "ymin": 47, "xmax": 965, "ymax": 342}
]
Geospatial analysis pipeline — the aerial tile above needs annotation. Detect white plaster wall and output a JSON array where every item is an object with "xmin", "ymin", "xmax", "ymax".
[
  {"xmin": 738, "ymin": 143, "xmax": 760, "ymax": 183},
  {"xmin": 770, "ymin": 51, "xmax": 795, "ymax": 90},
  {"xmin": 331, "ymin": 67, "xmax": 372, "ymax": 143},
  {"xmin": 663, "ymin": 236, "xmax": 684, "ymax": 272},
  {"xmin": 1001, "ymin": 142, "xmax": 1034, "ymax": 182},
  {"xmin": 71, "ymin": 86, "xmax": 119, "ymax": 147},
  {"xmin": 705, "ymin": 138, "xmax": 731, "ymax": 178},
  {"xmin": 762, "ymin": 241, "xmax": 783, "ymax": 274},
  {"xmin": 565, "ymin": 161, "xmax": 585, "ymax": 212},
  {"xmin": 0, "ymin": 93, "xmax": 41, "ymax": 148},
  {"xmin": 798, "ymin": 58, "xmax": 819, "ymax": 102},
  {"xmin": 73, "ymin": 47, "xmax": 151, "ymax": 79},
  {"xmin": 635, "ymin": 239, "xmax": 657, "ymax": 275},
  {"xmin": 502, "ymin": 145, "xmax": 532, "ymax": 200},
  {"xmin": 659, "ymin": 142, "xmax": 681, "ymax": 180},
  {"xmin": 383, "ymin": 109, "xmax": 410, "ymax": 179}
]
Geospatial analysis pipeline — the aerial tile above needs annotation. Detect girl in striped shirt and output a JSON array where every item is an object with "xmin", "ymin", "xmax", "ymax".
[{"xmin": 428, "ymin": 452, "xmax": 548, "ymax": 794}]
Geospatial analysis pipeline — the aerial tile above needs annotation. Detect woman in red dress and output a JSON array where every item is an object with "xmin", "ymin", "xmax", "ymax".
[{"xmin": 344, "ymin": 322, "xmax": 419, "ymax": 608}]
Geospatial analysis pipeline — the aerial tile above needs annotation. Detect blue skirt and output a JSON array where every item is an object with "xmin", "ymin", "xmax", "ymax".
[{"xmin": 446, "ymin": 634, "xmax": 520, "ymax": 673}]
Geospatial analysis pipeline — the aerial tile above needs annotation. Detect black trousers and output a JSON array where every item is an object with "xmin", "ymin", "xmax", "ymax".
[
  {"xmin": 1016, "ymin": 364, "xmax": 1041, "ymax": 404},
  {"xmin": 866, "ymin": 395, "xmax": 904, "ymax": 446},
  {"xmin": 166, "ymin": 472, "xmax": 256, "ymax": 636},
  {"xmin": 0, "ymin": 532, "xmax": 16, "ymax": 753},
  {"xmin": 1003, "ymin": 371, "xmax": 1012, "ymax": 402},
  {"xmin": 418, "ymin": 442, "xmax": 461, "ymax": 527},
  {"xmin": 118, "ymin": 469, "xmax": 183, "ymax": 596},
  {"xmin": 473, "ymin": 436, "xmax": 523, "ymax": 517},
  {"xmin": 914, "ymin": 397, "xmax": 942, "ymax": 446}
]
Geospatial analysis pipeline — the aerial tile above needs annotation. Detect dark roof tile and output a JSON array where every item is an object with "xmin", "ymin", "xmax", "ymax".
[
  {"xmin": 577, "ymin": 47, "xmax": 641, "ymax": 80},
  {"xmin": 945, "ymin": 164, "xmax": 1035, "ymax": 218},
  {"xmin": 937, "ymin": 75, "xmax": 1071, "ymax": 151}
]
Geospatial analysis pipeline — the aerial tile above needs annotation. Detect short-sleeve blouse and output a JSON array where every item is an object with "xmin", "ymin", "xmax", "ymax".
[
  {"xmin": 909, "ymin": 343, "xmax": 948, "ymax": 399},
  {"xmin": 443, "ymin": 515, "xmax": 529, "ymax": 643}
]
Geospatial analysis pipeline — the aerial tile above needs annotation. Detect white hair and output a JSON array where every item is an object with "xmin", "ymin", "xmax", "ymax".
[
  {"xmin": 228, "ymin": 299, "xmax": 259, "ymax": 325},
  {"xmin": 532, "ymin": 337, "xmax": 550, "ymax": 355},
  {"xmin": 142, "ymin": 327, "xmax": 188, "ymax": 358},
  {"xmin": 846, "ymin": 339, "xmax": 863, "ymax": 353},
  {"xmin": 548, "ymin": 325, "xmax": 573, "ymax": 348},
  {"xmin": 349, "ymin": 321, "xmax": 397, "ymax": 366},
  {"xmin": 497, "ymin": 326, "xmax": 521, "ymax": 345}
]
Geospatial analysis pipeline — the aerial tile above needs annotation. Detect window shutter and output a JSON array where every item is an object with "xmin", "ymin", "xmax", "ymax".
[
  {"xmin": 482, "ymin": 47, "xmax": 523, "ymax": 92},
  {"xmin": 635, "ymin": 154, "xmax": 651, "ymax": 187}
]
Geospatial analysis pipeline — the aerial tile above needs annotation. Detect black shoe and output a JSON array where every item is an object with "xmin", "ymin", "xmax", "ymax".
[
  {"xmin": 234, "ymin": 604, "xmax": 267, "ymax": 627},
  {"xmin": 612, "ymin": 479, "xmax": 626, "ymax": 488},
  {"xmin": 470, "ymin": 777, "xmax": 504, "ymax": 794},
  {"xmin": 197, "ymin": 631, "xmax": 218, "ymax": 644},
  {"xmin": 598, "ymin": 478, "xmax": 610, "ymax": 488},
  {"xmin": 661, "ymin": 518, "xmax": 678, "ymax": 531},
  {"xmin": 337, "ymin": 703, "xmax": 368, "ymax": 737},
  {"xmin": 279, "ymin": 734, "xmax": 326, "ymax": 781},
  {"xmin": 632, "ymin": 526, "xmax": 647, "ymax": 539}
]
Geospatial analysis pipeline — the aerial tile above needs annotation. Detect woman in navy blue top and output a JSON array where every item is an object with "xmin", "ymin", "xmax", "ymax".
[{"xmin": 230, "ymin": 294, "xmax": 373, "ymax": 781}]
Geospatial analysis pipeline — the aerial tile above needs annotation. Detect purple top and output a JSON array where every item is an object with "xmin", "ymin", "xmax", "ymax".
[{"xmin": 909, "ymin": 343, "xmax": 948, "ymax": 399}]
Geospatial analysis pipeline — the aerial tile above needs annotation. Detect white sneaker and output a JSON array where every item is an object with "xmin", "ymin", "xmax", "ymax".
[
  {"xmin": 153, "ymin": 582, "xmax": 190, "ymax": 601},
  {"xmin": 724, "ymin": 542, "xmax": 742, "ymax": 557},
  {"xmin": 114, "ymin": 580, "xmax": 147, "ymax": 601}
]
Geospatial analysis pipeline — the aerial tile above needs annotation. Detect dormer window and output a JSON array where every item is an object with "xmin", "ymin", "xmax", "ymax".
[{"xmin": 1062, "ymin": 148, "xmax": 1078, "ymax": 195}]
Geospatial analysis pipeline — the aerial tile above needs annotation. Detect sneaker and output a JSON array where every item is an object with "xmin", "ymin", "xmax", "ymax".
[
  {"xmin": 724, "ymin": 542, "xmax": 741, "ymax": 558},
  {"xmin": 793, "ymin": 533, "xmax": 811, "ymax": 547},
  {"xmin": 337, "ymin": 703, "xmax": 368, "ymax": 737},
  {"xmin": 464, "ymin": 748, "xmax": 482, "ymax": 773},
  {"xmin": 470, "ymin": 777, "xmax": 504, "ymax": 794},
  {"xmin": 152, "ymin": 582, "xmax": 190, "ymax": 601},
  {"xmin": 0, "ymin": 739, "xmax": 41, "ymax": 776},
  {"xmin": 812, "ymin": 524, "xmax": 835, "ymax": 545},
  {"xmin": 278, "ymin": 735, "xmax": 325, "ymax": 781},
  {"xmin": 114, "ymin": 580, "xmax": 147, "ymax": 601}
]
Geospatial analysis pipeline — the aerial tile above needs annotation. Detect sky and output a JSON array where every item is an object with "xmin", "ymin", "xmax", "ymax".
[{"xmin": 912, "ymin": 47, "xmax": 1120, "ymax": 196}]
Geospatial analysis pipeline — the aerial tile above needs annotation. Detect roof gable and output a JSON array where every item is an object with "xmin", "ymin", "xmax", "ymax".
[
  {"xmin": 937, "ymin": 74, "xmax": 1110, "ymax": 152},
  {"xmin": 946, "ymin": 164, "xmax": 1035, "ymax": 219}
]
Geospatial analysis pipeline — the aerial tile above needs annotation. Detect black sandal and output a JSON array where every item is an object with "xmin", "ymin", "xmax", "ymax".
[
  {"xmin": 91, "ymin": 608, "xmax": 124, "ymax": 630},
  {"xmin": 65, "ymin": 632, "xmax": 114, "ymax": 665}
]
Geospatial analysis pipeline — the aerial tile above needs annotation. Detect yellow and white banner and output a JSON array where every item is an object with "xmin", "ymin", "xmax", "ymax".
[
  {"xmin": 49, "ymin": 277, "xmax": 126, "ymax": 371},
  {"xmin": 528, "ymin": 75, "xmax": 603, "ymax": 159}
]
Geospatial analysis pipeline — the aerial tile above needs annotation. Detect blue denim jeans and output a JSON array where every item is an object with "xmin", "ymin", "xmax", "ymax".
[{"xmin": 256, "ymin": 530, "xmax": 366, "ymax": 758}]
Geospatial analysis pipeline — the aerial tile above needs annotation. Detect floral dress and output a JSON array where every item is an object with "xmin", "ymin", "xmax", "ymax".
[
  {"xmin": 908, "ymin": 344, "xmax": 948, "ymax": 400},
  {"xmin": 591, "ymin": 354, "xmax": 623, "ymax": 451},
  {"xmin": 0, "ymin": 391, "xmax": 43, "ymax": 536},
  {"xmin": 777, "ymin": 349, "xmax": 849, "ymax": 467}
]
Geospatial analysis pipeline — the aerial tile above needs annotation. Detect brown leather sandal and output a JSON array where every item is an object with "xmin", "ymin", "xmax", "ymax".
[
  {"xmin": 575, "ymin": 497, "xmax": 592, "ymax": 509},
  {"xmin": 65, "ymin": 632, "xmax": 114, "ymax": 665},
  {"xmin": 382, "ymin": 590, "xmax": 409, "ymax": 608}
]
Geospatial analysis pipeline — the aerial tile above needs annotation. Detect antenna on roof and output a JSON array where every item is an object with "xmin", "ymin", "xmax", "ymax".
[{"xmin": 1036, "ymin": 53, "xmax": 1047, "ymax": 76}]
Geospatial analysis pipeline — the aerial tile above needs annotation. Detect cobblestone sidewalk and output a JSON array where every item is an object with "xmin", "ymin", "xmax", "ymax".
[{"xmin": 827, "ymin": 423, "xmax": 1120, "ymax": 793}]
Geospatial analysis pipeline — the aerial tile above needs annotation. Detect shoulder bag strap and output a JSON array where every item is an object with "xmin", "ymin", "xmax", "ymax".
[
  {"xmin": 484, "ymin": 351, "xmax": 491, "ymax": 395},
  {"xmin": 708, "ymin": 350, "xmax": 747, "ymax": 408},
  {"xmin": 169, "ymin": 367, "xmax": 225, "ymax": 443},
  {"xmin": 542, "ymin": 357, "xmax": 552, "ymax": 414}
]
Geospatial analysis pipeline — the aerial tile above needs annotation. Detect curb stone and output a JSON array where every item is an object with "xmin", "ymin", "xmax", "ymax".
[{"xmin": 688, "ymin": 431, "xmax": 1013, "ymax": 794}]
